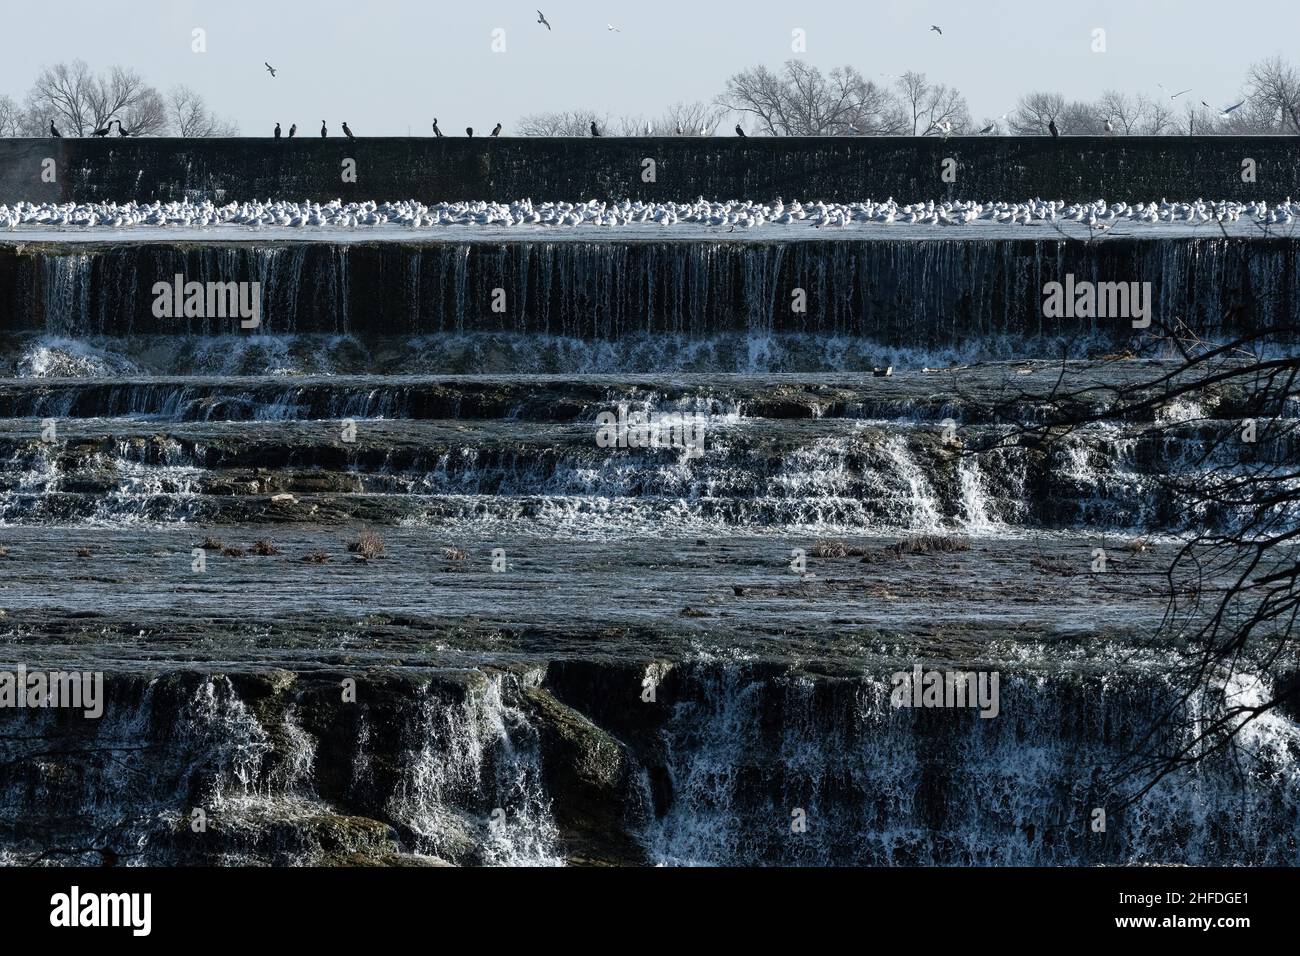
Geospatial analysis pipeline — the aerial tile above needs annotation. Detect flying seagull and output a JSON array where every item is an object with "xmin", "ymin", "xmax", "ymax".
[
  {"xmin": 607, "ymin": 24, "xmax": 621, "ymax": 32},
  {"xmin": 930, "ymin": 24, "xmax": 942, "ymax": 35},
  {"xmin": 1158, "ymin": 83, "xmax": 1191, "ymax": 100},
  {"xmin": 537, "ymin": 10, "xmax": 551, "ymax": 30},
  {"xmin": 1222, "ymin": 100, "xmax": 1246, "ymax": 115},
  {"xmin": 265, "ymin": 62, "xmax": 277, "ymax": 78}
]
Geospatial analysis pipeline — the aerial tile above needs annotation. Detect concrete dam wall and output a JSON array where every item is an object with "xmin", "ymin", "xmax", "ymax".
[{"xmin": 1, "ymin": 136, "xmax": 1298, "ymax": 204}]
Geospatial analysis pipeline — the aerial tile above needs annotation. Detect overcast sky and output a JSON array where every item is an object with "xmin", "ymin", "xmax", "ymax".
[{"xmin": 2, "ymin": 0, "xmax": 1297, "ymax": 134}]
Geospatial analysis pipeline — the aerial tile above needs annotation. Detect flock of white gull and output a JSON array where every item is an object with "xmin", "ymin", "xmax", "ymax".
[{"xmin": 1, "ymin": 197, "xmax": 1297, "ymax": 232}]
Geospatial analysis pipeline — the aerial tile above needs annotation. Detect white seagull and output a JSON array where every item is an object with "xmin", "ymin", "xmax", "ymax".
[{"xmin": 607, "ymin": 24, "xmax": 621, "ymax": 32}]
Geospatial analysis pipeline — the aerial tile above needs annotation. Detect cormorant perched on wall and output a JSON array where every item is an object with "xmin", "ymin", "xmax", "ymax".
[
  {"xmin": 735, "ymin": 125, "xmax": 746, "ymax": 137},
  {"xmin": 289, "ymin": 123, "xmax": 297, "ymax": 138},
  {"xmin": 49, "ymin": 120, "xmax": 62, "ymax": 138},
  {"xmin": 274, "ymin": 123, "xmax": 281, "ymax": 139},
  {"xmin": 432, "ymin": 118, "xmax": 443, "ymax": 138},
  {"xmin": 491, "ymin": 123, "xmax": 502, "ymax": 137},
  {"xmin": 1048, "ymin": 118, "xmax": 1059, "ymax": 138},
  {"xmin": 116, "ymin": 122, "xmax": 131, "ymax": 136},
  {"xmin": 93, "ymin": 120, "xmax": 115, "ymax": 137},
  {"xmin": 590, "ymin": 121, "xmax": 600, "ymax": 137},
  {"xmin": 466, "ymin": 127, "xmax": 473, "ymax": 137},
  {"xmin": 320, "ymin": 121, "xmax": 328, "ymax": 138},
  {"xmin": 342, "ymin": 122, "xmax": 355, "ymax": 140}
]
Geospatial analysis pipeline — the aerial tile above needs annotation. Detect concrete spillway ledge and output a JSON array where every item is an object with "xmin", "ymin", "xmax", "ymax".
[
  {"xmin": 0, "ymin": 219, "xmax": 1295, "ymax": 244},
  {"xmin": 2, "ymin": 136, "xmax": 1300, "ymax": 205}
]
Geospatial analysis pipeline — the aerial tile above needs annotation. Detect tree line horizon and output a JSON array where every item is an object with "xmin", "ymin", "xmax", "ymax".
[{"xmin": 2, "ymin": 56, "xmax": 1298, "ymax": 138}]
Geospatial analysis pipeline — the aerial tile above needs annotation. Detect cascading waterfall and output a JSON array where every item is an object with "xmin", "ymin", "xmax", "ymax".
[
  {"xmin": 5, "ymin": 237, "xmax": 1296, "ymax": 342},
  {"xmin": 641, "ymin": 664, "xmax": 1300, "ymax": 866},
  {"xmin": 2, "ymin": 226, "xmax": 1297, "ymax": 867},
  {"xmin": 387, "ymin": 674, "xmax": 561, "ymax": 867},
  {"xmin": 0, "ymin": 671, "xmax": 567, "ymax": 866}
]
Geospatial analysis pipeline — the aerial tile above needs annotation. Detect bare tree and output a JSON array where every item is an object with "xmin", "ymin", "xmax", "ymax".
[
  {"xmin": 716, "ymin": 60, "xmax": 904, "ymax": 135},
  {"xmin": 25, "ymin": 61, "xmax": 166, "ymax": 136},
  {"xmin": 117, "ymin": 85, "xmax": 167, "ymax": 136},
  {"xmin": 1218, "ymin": 97, "xmax": 1282, "ymax": 134},
  {"xmin": 655, "ymin": 100, "xmax": 724, "ymax": 136},
  {"xmin": 895, "ymin": 71, "xmax": 971, "ymax": 135},
  {"xmin": 517, "ymin": 109, "xmax": 610, "ymax": 136},
  {"xmin": 1097, "ymin": 90, "xmax": 1148, "ymax": 133},
  {"xmin": 0, "ymin": 95, "xmax": 22, "ymax": 136},
  {"xmin": 616, "ymin": 114, "xmax": 648, "ymax": 136},
  {"xmin": 715, "ymin": 63, "xmax": 785, "ymax": 134},
  {"xmin": 1059, "ymin": 99, "xmax": 1103, "ymax": 135},
  {"xmin": 1008, "ymin": 91, "xmax": 1065, "ymax": 134},
  {"xmin": 1246, "ymin": 56, "xmax": 1300, "ymax": 132},
  {"xmin": 167, "ymin": 85, "xmax": 237, "ymax": 136},
  {"xmin": 25, "ymin": 60, "xmax": 97, "ymax": 135},
  {"xmin": 88, "ymin": 67, "xmax": 159, "ymax": 132},
  {"xmin": 1143, "ymin": 95, "xmax": 1176, "ymax": 134},
  {"xmin": 1179, "ymin": 101, "xmax": 1205, "ymax": 135}
]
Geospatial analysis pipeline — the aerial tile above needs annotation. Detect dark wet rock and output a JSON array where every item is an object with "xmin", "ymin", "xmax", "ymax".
[{"xmin": 522, "ymin": 686, "xmax": 646, "ymax": 866}]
